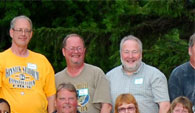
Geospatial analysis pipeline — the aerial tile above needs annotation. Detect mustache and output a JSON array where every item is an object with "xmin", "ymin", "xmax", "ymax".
[{"xmin": 62, "ymin": 104, "xmax": 72, "ymax": 108}]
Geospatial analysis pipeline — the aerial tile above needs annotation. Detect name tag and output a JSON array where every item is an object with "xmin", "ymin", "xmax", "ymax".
[
  {"xmin": 78, "ymin": 88, "xmax": 88, "ymax": 96},
  {"xmin": 27, "ymin": 63, "xmax": 37, "ymax": 70},
  {"xmin": 134, "ymin": 78, "xmax": 143, "ymax": 85}
]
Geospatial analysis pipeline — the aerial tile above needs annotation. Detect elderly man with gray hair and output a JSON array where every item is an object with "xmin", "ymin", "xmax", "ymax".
[
  {"xmin": 0, "ymin": 15, "xmax": 56, "ymax": 113},
  {"xmin": 106, "ymin": 35, "xmax": 170, "ymax": 113}
]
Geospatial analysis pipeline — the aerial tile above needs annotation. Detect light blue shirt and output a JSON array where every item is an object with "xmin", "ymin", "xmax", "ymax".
[{"xmin": 106, "ymin": 62, "xmax": 170, "ymax": 113}]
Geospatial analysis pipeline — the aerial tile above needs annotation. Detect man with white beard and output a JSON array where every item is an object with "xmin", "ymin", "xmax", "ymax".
[{"xmin": 106, "ymin": 35, "xmax": 170, "ymax": 113}]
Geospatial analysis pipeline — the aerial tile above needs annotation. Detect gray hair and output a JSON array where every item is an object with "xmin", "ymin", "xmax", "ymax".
[
  {"xmin": 189, "ymin": 33, "xmax": 195, "ymax": 47},
  {"xmin": 56, "ymin": 83, "xmax": 78, "ymax": 98},
  {"xmin": 10, "ymin": 15, "xmax": 32, "ymax": 30},
  {"xmin": 120, "ymin": 35, "xmax": 143, "ymax": 53}
]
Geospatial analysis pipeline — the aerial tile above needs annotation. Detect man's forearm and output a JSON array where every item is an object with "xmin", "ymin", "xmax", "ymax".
[
  {"xmin": 159, "ymin": 101, "xmax": 170, "ymax": 113},
  {"xmin": 100, "ymin": 103, "xmax": 112, "ymax": 113},
  {"xmin": 47, "ymin": 94, "xmax": 56, "ymax": 113}
]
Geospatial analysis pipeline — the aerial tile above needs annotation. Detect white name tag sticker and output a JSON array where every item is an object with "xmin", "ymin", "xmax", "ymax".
[
  {"xmin": 78, "ymin": 88, "xmax": 88, "ymax": 96},
  {"xmin": 27, "ymin": 63, "xmax": 37, "ymax": 70},
  {"xmin": 134, "ymin": 78, "xmax": 143, "ymax": 85}
]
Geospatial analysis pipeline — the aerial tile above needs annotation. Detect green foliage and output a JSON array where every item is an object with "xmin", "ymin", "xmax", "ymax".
[
  {"xmin": 29, "ymin": 27, "xmax": 78, "ymax": 72},
  {"xmin": 142, "ymin": 0, "xmax": 185, "ymax": 17},
  {"xmin": 143, "ymin": 29, "xmax": 189, "ymax": 77},
  {"xmin": 0, "ymin": 0, "xmax": 194, "ymax": 78}
]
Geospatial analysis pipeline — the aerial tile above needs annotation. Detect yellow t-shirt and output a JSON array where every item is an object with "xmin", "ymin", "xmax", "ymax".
[{"xmin": 0, "ymin": 48, "xmax": 56, "ymax": 113}]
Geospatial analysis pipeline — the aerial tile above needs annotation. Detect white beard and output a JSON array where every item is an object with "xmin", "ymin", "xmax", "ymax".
[{"xmin": 121, "ymin": 57, "xmax": 142, "ymax": 72}]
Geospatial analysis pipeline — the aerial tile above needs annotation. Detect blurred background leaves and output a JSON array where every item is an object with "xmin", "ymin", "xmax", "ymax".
[{"xmin": 0, "ymin": 0, "xmax": 194, "ymax": 78}]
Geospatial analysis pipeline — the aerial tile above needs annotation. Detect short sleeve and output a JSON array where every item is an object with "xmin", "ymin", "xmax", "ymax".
[
  {"xmin": 0, "ymin": 53, "xmax": 3, "ymax": 88},
  {"xmin": 151, "ymin": 71, "xmax": 170, "ymax": 103},
  {"xmin": 43, "ymin": 58, "xmax": 56, "ymax": 97},
  {"xmin": 0, "ymin": 64, "xmax": 2, "ymax": 88},
  {"xmin": 92, "ymin": 69, "xmax": 112, "ymax": 105}
]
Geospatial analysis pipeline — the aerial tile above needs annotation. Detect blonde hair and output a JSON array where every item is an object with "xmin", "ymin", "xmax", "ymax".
[
  {"xmin": 114, "ymin": 93, "xmax": 140, "ymax": 113},
  {"xmin": 168, "ymin": 96, "xmax": 193, "ymax": 113}
]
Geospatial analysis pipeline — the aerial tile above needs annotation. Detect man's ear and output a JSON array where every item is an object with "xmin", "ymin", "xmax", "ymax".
[
  {"xmin": 83, "ymin": 47, "xmax": 86, "ymax": 54},
  {"xmin": 10, "ymin": 29, "xmax": 14, "ymax": 39},
  {"xmin": 188, "ymin": 47, "xmax": 192, "ymax": 56},
  {"xmin": 54, "ymin": 99, "xmax": 57, "ymax": 108},
  {"xmin": 30, "ymin": 31, "xmax": 33, "ymax": 40},
  {"xmin": 62, "ymin": 48, "xmax": 66, "ymax": 56}
]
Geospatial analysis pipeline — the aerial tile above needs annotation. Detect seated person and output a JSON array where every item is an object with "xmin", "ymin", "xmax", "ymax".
[
  {"xmin": 168, "ymin": 96, "xmax": 193, "ymax": 113},
  {"xmin": 53, "ymin": 83, "xmax": 80, "ymax": 113},
  {"xmin": 115, "ymin": 93, "xmax": 140, "ymax": 113},
  {"xmin": 0, "ymin": 98, "xmax": 11, "ymax": 113}
]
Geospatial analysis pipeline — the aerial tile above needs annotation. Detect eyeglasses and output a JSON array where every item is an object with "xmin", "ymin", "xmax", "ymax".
[
  {"xmin": 118, "ymin": 106, "xmax": 135, "ymax": 113},
  {"xmin": 122, "ymin": 50, "xmax": 140, "ymax": 55},
  {"xmin": 65, "ymin": 47, "xmax": 84, "ymax": 53},
  {"xmin": 12, "ymin": 28, "xmax": 32, "ymax": 34},
  {"xmin": 173, "ymin": 109, "xmax": 188, "ymax": 113},
  {"xmin": 0, "ymin": 111, "xmax": 9, "ymax": 113}
]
